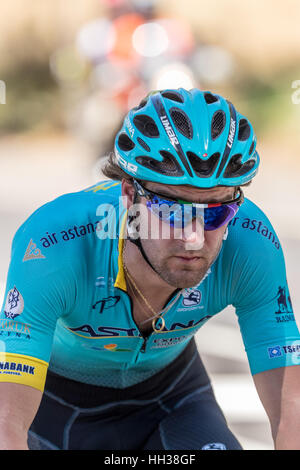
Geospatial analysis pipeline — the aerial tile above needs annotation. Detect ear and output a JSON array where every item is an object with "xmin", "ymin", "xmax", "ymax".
[{"xmin": 121, "ymin": 179, "xmax": 135, "ymax": 209}]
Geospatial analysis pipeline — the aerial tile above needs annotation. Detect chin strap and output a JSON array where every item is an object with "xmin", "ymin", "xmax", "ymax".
[
  {"xmin": 126, "ymin": 190, "xmax": 159, "ymax": 275},
  {"xmin": 127, "ymin": 233, "xmax": 158, "ymax": 273}
]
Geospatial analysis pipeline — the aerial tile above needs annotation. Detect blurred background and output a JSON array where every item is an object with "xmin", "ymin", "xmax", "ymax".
[{"xmin": 1, "ymin": 0, "xmax": 300, "ymax": 450}]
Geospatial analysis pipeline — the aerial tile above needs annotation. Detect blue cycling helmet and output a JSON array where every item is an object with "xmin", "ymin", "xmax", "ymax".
[{"xmin": 114, "ymin": 88, "xmax": 260, "ymax": 187}]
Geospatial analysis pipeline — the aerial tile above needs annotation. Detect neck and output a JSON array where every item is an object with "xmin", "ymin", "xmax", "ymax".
[{"xmin": 122, "ymin": 239, "xmax": 177, "ymax": 301}]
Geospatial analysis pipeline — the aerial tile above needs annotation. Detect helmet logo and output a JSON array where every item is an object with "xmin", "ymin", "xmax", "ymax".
[
  {"xmin": 160, "ymin": 115, "xmax": 179, "ymax": 146},
  {"xmin": 151, "ymin": 93, "xmax": 193, "ymax": 177},
  {"xmin": 125, "ymin": 116, "xmax": 135, "ymax": 138},
  {"xmin": 227, "ymin": 117, "xmax": 236, "ymax": 149},
  {"xmin": 115, "ymin": 148, "xmax": 138, "ymax": 174}
]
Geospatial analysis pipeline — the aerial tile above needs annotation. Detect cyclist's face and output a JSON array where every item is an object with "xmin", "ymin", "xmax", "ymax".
[{"xmin": 123, "ymin": 180, "xmax": 236, "ymax": 288}]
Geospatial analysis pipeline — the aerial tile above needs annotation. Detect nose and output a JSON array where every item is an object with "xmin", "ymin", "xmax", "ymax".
[{"xmin": 175, "ymin": 218, "xmax": 205, "ymax": 251}]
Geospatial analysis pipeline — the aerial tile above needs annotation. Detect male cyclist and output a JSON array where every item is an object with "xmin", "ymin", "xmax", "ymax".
[{"xmin": 1, "ymin": 88, "xmax": 300, "ymax": 450}]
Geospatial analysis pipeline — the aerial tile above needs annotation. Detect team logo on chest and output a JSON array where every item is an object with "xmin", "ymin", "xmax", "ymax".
[
  {"xmin": 181, "ymin": 289, "xmax": 202, "ymax": 307},
  {"xmin": 92, "ymin": 296, "xmax": 121, "ymax": 314}
]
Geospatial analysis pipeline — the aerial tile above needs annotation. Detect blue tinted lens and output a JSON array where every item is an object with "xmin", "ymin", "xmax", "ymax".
[
  {"xmin": 204, "ymin": 204, "xmax": 239, "ymax": 231},
  {"xmin": 146, "ymin": 196, "xmax": 202, "ymax": 229},
  {"xmin": 146, "ymin": 194, "xmax": 239, "ymax": 230}
]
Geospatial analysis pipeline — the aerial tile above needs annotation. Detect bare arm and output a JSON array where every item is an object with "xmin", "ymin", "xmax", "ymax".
[
  {"xmin": 0, "ymin": 383, "xmax": 42, "ymax": 450},
  {"xmin": 253, "ymin": 365, "xmax": 300, "ymax": 449}
]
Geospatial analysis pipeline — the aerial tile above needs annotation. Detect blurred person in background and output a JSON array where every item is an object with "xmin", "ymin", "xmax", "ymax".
[{"xmin": 0, "ymin": 88, "xmax": 300, "ymax": 450}]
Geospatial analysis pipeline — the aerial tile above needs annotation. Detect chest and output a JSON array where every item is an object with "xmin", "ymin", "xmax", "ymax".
[
  {"xmin": 62, "ymin": 267, "xmax": 228, "ymax": 342},
  {"xmin": 127, "ymin": 282, "xmax": 172, "ymax": 336}
]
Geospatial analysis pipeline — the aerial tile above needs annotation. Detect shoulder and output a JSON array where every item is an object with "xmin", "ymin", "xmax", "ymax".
[
  {"xmin": 11, "ymin": 180, "xmax": 124, "ymax": 261},
  {"xmin": 13, "ymin": 180, "xmax": 122, "ymax": 242},
  {"xmin": 225, "ymin": 197, "xmax": 282, "ymax": 256},
  {"xmin": 220, "ymin": 197, "xmax": 286, "ymax": 288},
  {"xmin": 219, "ymin": 197, "xmax": 287, "ymax": 304}
]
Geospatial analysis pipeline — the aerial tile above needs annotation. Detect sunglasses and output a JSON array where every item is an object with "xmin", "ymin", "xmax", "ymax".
[{"xmin": 132, "ymin": 180, "xmax": 244, "ymax": 231}]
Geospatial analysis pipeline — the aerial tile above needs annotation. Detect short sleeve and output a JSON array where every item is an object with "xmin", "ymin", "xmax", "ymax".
[
  {"xmin": 228, "ymin": 205, "xmax": 300, "ymax": 375},
  {"xmin": 0, "ymin": 210, "xmax": 74, "ymax": 391}
]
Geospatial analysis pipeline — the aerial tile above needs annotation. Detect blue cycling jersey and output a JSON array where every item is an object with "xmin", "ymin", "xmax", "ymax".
[{"xmin": 1, "ymin": 180, "xmax": 300, "ymax": 391}]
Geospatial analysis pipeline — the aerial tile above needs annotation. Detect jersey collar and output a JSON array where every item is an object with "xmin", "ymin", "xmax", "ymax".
[{"xmin": 114, "ymin": 212, "xmax": 128, "ymax": 292}]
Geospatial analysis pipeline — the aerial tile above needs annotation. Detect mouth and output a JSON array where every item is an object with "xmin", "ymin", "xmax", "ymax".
[{"xmin": 173, "ymin": 255, "xmax": 202, "ymax": 263}]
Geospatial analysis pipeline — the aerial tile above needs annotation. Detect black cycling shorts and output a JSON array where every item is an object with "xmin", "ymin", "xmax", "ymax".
[{"xmin": 28, "ymin": 339, "xmax": 242, "ymax": 450}]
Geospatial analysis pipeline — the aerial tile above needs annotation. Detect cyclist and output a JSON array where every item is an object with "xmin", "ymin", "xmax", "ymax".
[{"xmin": 1, "ymin": 88, "xmax": 300, "ymax": 450}]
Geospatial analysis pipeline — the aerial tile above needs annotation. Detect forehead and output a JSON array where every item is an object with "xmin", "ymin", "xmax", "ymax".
[{"xmin": 144, "ymin": 181, "xmax": 236, "ymax": 203}]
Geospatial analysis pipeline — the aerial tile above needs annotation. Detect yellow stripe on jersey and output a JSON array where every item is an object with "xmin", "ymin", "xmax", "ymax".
[
  {"xmin": 85, "ymin": 182, "xmax": 121, "ymax": 193},
  {"xmin": 0, "ymin": 353, "xmax": 48, "ymax": 392},
  {"xmin": 114, "ymin": 212, "xmax": 128, "ymax": 292}
]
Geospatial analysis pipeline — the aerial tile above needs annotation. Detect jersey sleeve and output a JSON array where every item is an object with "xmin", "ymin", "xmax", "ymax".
[
  {"xmin": 228, "ymin": 204, "xmax": 300, "ymax": 375},
  {"xmin": 0, "ymin": 207, "xmax": 75, "ymax": 392}
]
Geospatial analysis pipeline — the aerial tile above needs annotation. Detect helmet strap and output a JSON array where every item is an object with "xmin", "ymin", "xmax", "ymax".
[
  {"xmin": 127, "ymin": 235, "xmax": 158, "ymax": 274},
  {"xmin": 126, "ymin": 189, "xmax": 159, "ymax": 275}
]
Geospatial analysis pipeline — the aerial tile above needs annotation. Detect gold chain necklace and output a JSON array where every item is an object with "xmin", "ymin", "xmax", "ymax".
[
  {"xmin": 123, "ymin": 263, "xmax": 166, "ymax": 333},
  {"xmin": 125, "ymin": 270, "xmax": 154, "ymax": 321}
]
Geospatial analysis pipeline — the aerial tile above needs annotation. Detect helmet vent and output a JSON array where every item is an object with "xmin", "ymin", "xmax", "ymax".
[
  {"xmin": 238, "ymin": 119, "xmax": 251, "ymax": 141},
  {"xmin": 224, "ymin": 154, "xmax": 256, "ymax": 178},
  {"xmin": 137, "ymin": 137, "xmax": 150, "ymax": 152},
  {"xmin": 132, "ymin": 97, "xmax": 148, "ymax": 111},
  {"xmin": 136, "ymin": 151, "xmax": 184, "ymax": 176},
  {"xmin": 170, "ymin": 108, "xmax": 193, "ymax": 139},
  {"xmin": 161, "ymin": 91, "xmax": 184, "ymax": 103},
  {"xmin": 118, "ymin": 133, "xmax": 135, "ymax": 151},
  {"xmin": 187, "ymin": 152, "xmax": 220, "ymax": 177},
  {"xmin": 204, "ymin": 93, "xmax": 219, "ymax": 104},
  {"xmin": 133, "ymin": 115, "xmax": 159, "ymax": 138},
  {"xmin": 211, "ymin": 111, "xmax": 226, "ymax": 140},
  {"xmin": 249, "ymin": 140, "xmax": 255, "ymax": 155}
]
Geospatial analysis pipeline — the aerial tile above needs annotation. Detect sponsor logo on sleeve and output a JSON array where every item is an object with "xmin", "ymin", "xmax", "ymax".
[
  {"xmin": 267, "ymin": 343, "xmax": 300, "ymax": 362},
  {"xmin": 0, "ymin": 360, "xmax": 35, "ymax": 376},
  {"xmin": 283, "ymin": 343, "xmax": 300, "ymax": 364},
  {"xmin": 267, "ymin": 346, "xmax": 282, "ymax": 358},
  {"xmin": 282, "ymin": 344, "xmax": 300, "ymax": 354},
  {"xmin": 0, "ymin": 354, "xmax": 48, "ymax": 391},
  {"xmin": 274, "ymin": 285, "xmax": 294, "ymax": 323},
  {"xmin": 4, "ymin": 288, "xmax": 24, "ymax": 320},
  {"xmin": 0, "ymin": 320, "xmax": 31, "ymax": 339}
]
